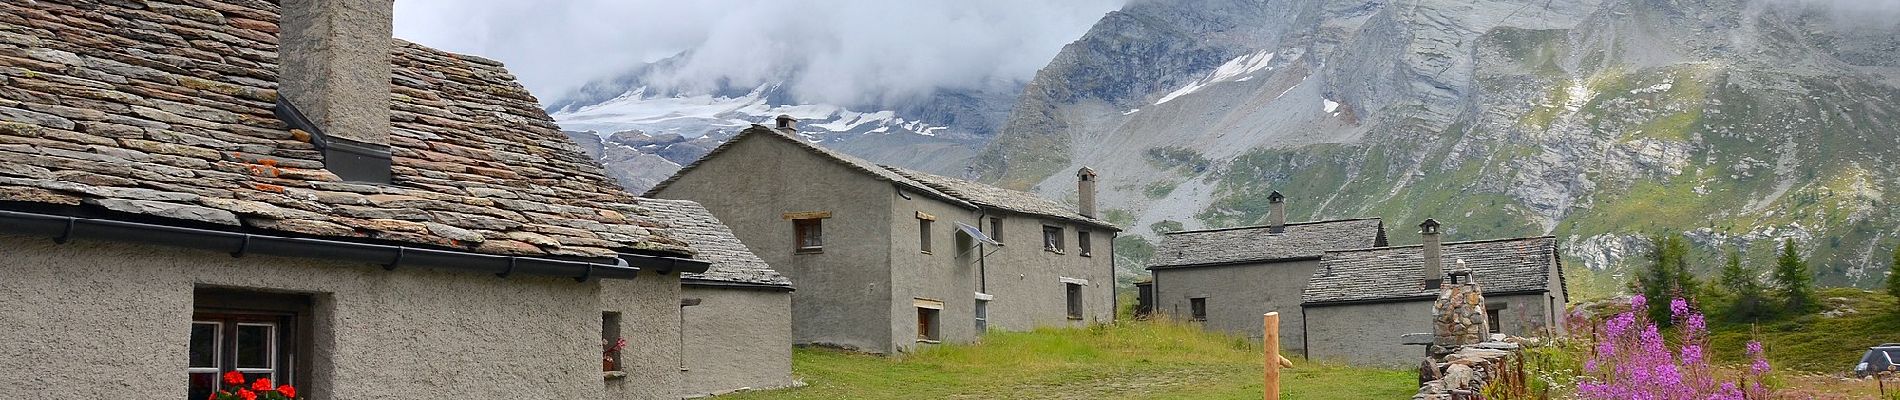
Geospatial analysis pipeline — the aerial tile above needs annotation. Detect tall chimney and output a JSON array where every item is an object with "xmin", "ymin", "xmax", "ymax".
[
  {"xmin": 278, "ymin": 0, "xmax": 394, "ymax": 183},
  {"xmin": 1420, "ymin": 219, "xmax": 1443, "ymax": 289},
  {"xmin": 1267, "ymin": 191, "xmax": 1286, "ymax": 233},
  {"xmin": 1076, "ymin": 167, "xmax": 1097, "ymax": 219},
  {"xmin": 775, "ymin": 114, "xmax": 798, "ymax": 132}
]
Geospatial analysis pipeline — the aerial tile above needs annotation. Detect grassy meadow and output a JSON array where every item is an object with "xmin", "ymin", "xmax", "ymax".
[{"xmin": 721, "ymin": 319, "xmax": 1416, "ymax": 400}]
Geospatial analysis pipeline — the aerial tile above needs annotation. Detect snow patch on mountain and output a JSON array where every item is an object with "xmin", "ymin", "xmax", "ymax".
[
  {"xmin": 550, "ymin": 84, "xmax": 945, "ymax": 138},
  {"xmin": 1154, "ymin": 50, "xmax": 1277, "ymax": 105}
]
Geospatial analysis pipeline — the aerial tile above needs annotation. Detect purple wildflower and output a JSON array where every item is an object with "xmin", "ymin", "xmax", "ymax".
[{"xmin": 1670, "ymin": 297, "xmax": 1689, "ymax": 319}]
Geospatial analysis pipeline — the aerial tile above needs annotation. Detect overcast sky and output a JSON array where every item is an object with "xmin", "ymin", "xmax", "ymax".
[{"xmin": 393, "ymin": 0, "xmax": 1124, "ymax": 106}]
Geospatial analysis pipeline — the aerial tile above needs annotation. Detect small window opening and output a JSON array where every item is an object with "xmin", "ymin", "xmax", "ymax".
[
  {"xmin": 917, "ymin": 307, "xmax": 941, "ymax": 342},
  {"xmin": 794, "ymin": 218, "xmax": 823, "ymax": 253},
  {"xmin": 919, "ymin": 218, "xmax": 933, "ymax": 254},
  {"xmin": 1042, "ymin": 225, "xmax": 1064, "ymax": 253},
  {"xmin": 1077, "ymin": 230, "xmax": 1092, "ymax": 257},
  {"xmin": 974, "ymin": 299, "xmax": 989, "ymax": 332},
  {"xmin": 602, "ymin": 312, "xmax": 624, "ymax": 372},
  {"xmin": 1189, "ymin": 297, "xmax": 1207, "ymax": 322},
  {"xmin": 1065, "ymin": 283, "xmax": 1084, "ymax": 320},
  {"xmin": 1487, "ymin": 309, "xmax": 1502, "ymax": 334},
  {"xmin": 988, "ymin": 217, "xmax": 1004, "ymax": 244}
]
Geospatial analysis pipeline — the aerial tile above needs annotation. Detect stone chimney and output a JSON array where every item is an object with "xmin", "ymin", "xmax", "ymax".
[
  {"xmin": 775, "ymin": 114, "xmax": 798, "ymax": 132},
  {"xmin": 1076, "ymin": 167, "xmax": 1097, "ymax": 219},
  {"xmin": 1267, "ymin": 191, "xmax": 1287, "ymax": 233},
  {"xmin": 278, "ymin": 0, "xmax": 395, "ymax": 183},
  {"xmin": 1420, "ymin": 218, "xmax": 1443, "ymax": 289},
  {"xmin": 1429, "ymin": 281, "xmax": 1488, "ymax": 356}
]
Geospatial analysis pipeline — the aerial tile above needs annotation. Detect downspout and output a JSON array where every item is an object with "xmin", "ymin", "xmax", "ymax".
[
  {"xmin": 978, "ymin": 213, "xmax": 988, "ymax": 294},
  {"xmin": 1109, "ymin": 231, "xmax": 1118, "ymax": 321},
  {"xmin": 1301, "ymin": 307, "xmax": 1310, "ymax": 359}
]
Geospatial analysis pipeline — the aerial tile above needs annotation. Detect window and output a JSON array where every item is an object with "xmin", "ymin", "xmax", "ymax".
[
  {"xmin": 989, "ymin": 217, "xmax": 1007, "ymax": 243},
  {"xmin": 1190, "ymin": 297, "xmax": 1208, "ymax": 321},
  {"xmin": 917, "ymin": 309, "xmax": 941, "ymax": 342},
  {"xmin": 1486, "ymin": 302, "xmax": 1508, "ymax": 334},
  {"xmin": 793, "ymin": 218, "xmax": 823, "ymax": 253},
  {"xmin": 189, "ymin": 289, "xmax": 310, "ymax": 400},
  {"xmin": 974, "ymin": 299, "xmax": 989, "ymax": 332},
  {"xmin": 602, "ymin": 312, "xmax": 623, "ymax": 372},
  {"xmin": 1065, "ymin": 283, "xmax": 1084, "ymax": 320},
  {"xmin": 1042, "ymin": 225, "xmax": 1063, "ymax": 253},
  {"xmin": 1077, "ymin": 231, "xmax": 1092, "ymax": 257},
  {"xmin": 919, "ymin": 218, "xmax": 933, "ymax": 254}
]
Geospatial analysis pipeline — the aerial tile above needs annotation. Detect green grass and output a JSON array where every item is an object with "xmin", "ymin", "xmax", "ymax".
[
  {"xmin": 1706, "ymin": 287, "xmax": 1900, "ymax": 373},
  {"xmin": 723, "ymin": 320, "xmax": 1417, "ymax": 400}
]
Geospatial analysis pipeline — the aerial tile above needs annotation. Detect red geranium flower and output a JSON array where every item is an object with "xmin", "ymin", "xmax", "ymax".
[
  {"xmin": 277, "ymin": 384, "xmax": 296, "ymax": 398},
  {"xmin": 237, "ymin": 389, "xmax": 257, "ymax": 400},
  {"xmin": 250, "ymin": 377, "xmax": 272, "ymax": 392},
  {"xmin": 222, "ymin": 371, "xmax": 246, "ymax": 385}
]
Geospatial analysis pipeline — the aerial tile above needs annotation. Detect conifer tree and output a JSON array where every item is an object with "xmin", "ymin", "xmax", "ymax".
[
  {"xmin": 1887, "ymin": 246, "xmax": 1900, "ymax": 302},
  {"xmin": 1717, "ymin": 249, "xmax": 1766, "ymax": 321},
  {"xmin": 1637, "ymin": 234, "xmax": 1698, "ymax": 324},
  {"xmin": 1771, "ymin": 239, "xmax": 1817, "ymax": 314}
]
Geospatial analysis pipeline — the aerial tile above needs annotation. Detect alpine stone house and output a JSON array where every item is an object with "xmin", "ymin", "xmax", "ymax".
[
  {"xmin": 0, "ymin": 1, "xmax": 794, "ymax": 399},
  {"xmin": 649, "ymin": 118, "xmax": 1119, "ymax": 354},
  {"xmin": 1145, "ymin": 195, "xmax": 1565, "ymax": 368},
  {"xmin": 1145, "ymin": 192, "xmax": 1386, "ymax": 355}
]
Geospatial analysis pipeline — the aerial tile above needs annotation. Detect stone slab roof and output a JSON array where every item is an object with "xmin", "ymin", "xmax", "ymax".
[
  {"xmin": 645, "ymin": 125, "xmax": 974, "ymax": 209},
  {"xmin": 1149, "ymin": 219, "xmax": 1385, "ymax": 268},
  {"xmin": 881, "ymin": 166, "xmax": 1118, "ymax": 231},
  {"xmin": 0, "ymin": 0, "xmax": 691, "ymax": 258},
  {"xmin": 1303, "ymin": 236, "xmax": 1561, "ymax": 305},
  {"xmin": 637, "ymin": 198, "xmax": 790, "ymax": 288}
]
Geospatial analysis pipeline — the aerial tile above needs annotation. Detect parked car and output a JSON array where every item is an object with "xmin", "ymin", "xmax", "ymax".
[{"xmin": 1854, "ymin": 344, "xmax": 1900, "ymax": 378}]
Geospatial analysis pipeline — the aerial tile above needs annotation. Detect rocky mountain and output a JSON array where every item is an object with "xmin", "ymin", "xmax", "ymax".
[
  {"xmin": 546, "ymin": 51, "xmax": 1019, "ymax": 192},
  {"xmin": 975, "ymin": 0, "xmax": 1900, "ymax": 286}
]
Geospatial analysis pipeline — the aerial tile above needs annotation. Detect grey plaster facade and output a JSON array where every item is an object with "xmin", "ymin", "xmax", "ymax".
[
  {"xmin": 1149, "ymin": 259, "xmax": 1319, "ymax": 353},
  {"xmin": 0, "ymin": 234, "xmax": 637, "ymax": 399},
  {"xmin": 1303, "ymin": 293, "xmax": 1553, "ymax": 367},
  {"xmin": 680, "ymin": 285, "xmax": 795, "ymax": 396},
  {"xmin": 651, "ymin": 126, "xmax": 1116, "ymax": 354}
]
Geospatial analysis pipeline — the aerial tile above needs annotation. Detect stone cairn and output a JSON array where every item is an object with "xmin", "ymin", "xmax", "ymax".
[{"xmin": 1413, "ymin": 281, "xmax": 1521, "ymax": 400}]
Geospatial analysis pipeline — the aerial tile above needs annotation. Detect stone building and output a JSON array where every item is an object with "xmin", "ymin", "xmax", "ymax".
[
  {"xmin": 1302, "ymin": 219, "xmax": 1567, "ymax": 367},
  {"xmin": 648, "ymin": 119, "xmax": 1119, "ymax": 354},
  {"xmin": 0, "ymin": 1, "xmax": 749, "ymax": 398},
  {"xmin": 640, "ymin": 199, "xmax": 796, "ymax": 396},
  {"xmin": 1146, "ymin": 192, "xmax": 1385, "ymax": 354}
]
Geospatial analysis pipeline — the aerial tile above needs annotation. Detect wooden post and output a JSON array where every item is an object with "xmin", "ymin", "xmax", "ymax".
[{"xmin": 1264, "ymin": 312, "xmax": 1280, "ymax": 400}]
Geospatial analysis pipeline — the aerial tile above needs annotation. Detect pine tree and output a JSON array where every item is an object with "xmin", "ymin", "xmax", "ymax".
[
  {"xmin": 1717, "ymin": 249, "xmax": 1766, "ymax": 321},
  {"xmin": 1638, "ymin": 234, "xmax": 1699, "ymax": 324},
  {"xmin": 1887, "ymin": 246, "xmax": 1900, "ymax": 301},
  {"xmin": 1771, "ymin": 239, "xmax": 1817, "ymax": 314}
]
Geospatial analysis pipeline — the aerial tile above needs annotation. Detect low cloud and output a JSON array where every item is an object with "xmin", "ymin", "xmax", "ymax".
[{"xmin": 394, "ymin": 0, "xmax": 1124, "ymax": 106}]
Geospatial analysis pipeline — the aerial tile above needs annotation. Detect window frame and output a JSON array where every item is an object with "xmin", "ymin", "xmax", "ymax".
[
  {"xmin": 1189, "ymin": 297, "xmax": 1208, "ymax": 322},
  {"xmin": 1042, "ymin": 225, "xmax": 1064, "ymax": 254},
  {"xmin": 793, "ymin": 218, "xmax": 824, "ymax": 254},
  {"xmin": 917, "ymin": 307, "xmax": 941, "ymax": 342},
  {"xmin": 919, "ymin": 218, "xmax": 934, "ymax": 254},
  {"xmin": 974, "ymin": 299, "xmax": 989, "ymax": 332},
  {"xmin": 988, "ymin": 217, "xmax": 1004, "ymax": 244},
  {"xmin": 1077, "ymin": 230, "xmax": 1092, "ymax": 257},
  {"xmin": 1064, "ymin": 282, "xmax": 1084, "ymax": 320},
  {"xmin": 189, "ymin": 289, "xmax": 312, "ymax": 399}
]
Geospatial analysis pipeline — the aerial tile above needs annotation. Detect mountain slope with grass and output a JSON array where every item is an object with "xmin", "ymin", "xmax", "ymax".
[{"xmin": 977, "ymin": 0, "xmax": 1900, "ymax": 285}]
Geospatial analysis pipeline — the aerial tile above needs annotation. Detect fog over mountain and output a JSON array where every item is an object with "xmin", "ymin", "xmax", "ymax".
[{"xmin": 393, "ymin": 0, "xmax": 1123, "ymax": 106}]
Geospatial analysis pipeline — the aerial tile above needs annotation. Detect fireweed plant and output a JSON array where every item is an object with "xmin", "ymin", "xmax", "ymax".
[{"xmin": 1577, "ymin": 295, "xmax": 1776, "ymax": 400}]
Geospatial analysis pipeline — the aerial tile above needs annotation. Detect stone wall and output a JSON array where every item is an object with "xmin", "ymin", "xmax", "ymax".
[{"xmin": 1413, "ymin": 344, "xmax": 1518, "ymax": 400}]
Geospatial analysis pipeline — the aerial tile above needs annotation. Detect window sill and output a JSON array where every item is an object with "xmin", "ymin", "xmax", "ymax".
[
  {"xmin": 1044, "ymin": 249, "xmax": 1065, "ymax": 254},
  {"xmin": 917, "ymin": 339, "xmax": 941, "ymax": 344},
  {"xmin": 1067, "ymin": 316, "xmax": 1084, "ymax": 321},
  {"xmin": 1079, "ymin": 252, "xmax": 1092, "ymax": 257},
  {"xmin": 794, "ymin": 248, "xmax": 824, "ymax": 255},
  {"xmin": 603, "ymin": 371, "xmax": 627, "ymax": 381},
  {"xmin": 920, "ymin": 250, "xmax": 932, "ymax": 255}
]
